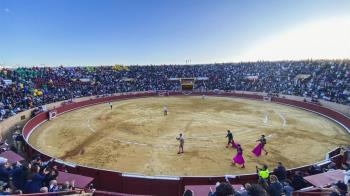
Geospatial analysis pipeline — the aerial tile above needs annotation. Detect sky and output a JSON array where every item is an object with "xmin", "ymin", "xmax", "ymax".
[{"xmin": 0, "ymin": 0, "xmax": 350, "ymax": 66}]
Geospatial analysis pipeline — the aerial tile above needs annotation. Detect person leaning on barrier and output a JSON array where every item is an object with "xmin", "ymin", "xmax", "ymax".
[
  {"xmin": 256, "ymin": 164, "xmax": 269, "ymax": 186},
  {"xmin": 273, "ymin": 162, "xmax": 286, "ymax": 182}
]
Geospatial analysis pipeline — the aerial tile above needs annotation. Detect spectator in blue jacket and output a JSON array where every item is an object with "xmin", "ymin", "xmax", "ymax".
[
  {"xmin": 11, "ymin": 162, "xmax": 29, "ymax": 191},
  {"xmin": 0, "ymin": 160, "xmax": 11, "ymax": 183},
  {"xmin": 25, "ymin": 165, "xmax": 48, "ymax": 193}
]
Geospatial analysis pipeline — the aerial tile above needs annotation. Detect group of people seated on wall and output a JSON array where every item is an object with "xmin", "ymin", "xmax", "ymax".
[
  {"xmin": 0, "ymin": 60, "xmax": 349, "ymax": 121},
  {"xmin": 0, "ymin": 155, "xmax": 92, "ymax": 195},
  {"xmin": 183, "ymin": 150, "xmax": 350, "ymax": 196}
]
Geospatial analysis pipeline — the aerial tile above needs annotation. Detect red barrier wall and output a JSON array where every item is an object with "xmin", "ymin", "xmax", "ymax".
[{"xmin": 22, "ymin": 92, "xmax": 350, "ymax": 196}]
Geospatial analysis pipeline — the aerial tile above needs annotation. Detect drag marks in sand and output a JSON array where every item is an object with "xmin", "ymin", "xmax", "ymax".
[{"xmin": 29, "ymin": 96, "xmax": 350, "ymax": 176}]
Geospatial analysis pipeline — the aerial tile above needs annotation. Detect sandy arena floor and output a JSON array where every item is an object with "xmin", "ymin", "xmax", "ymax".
[{"xmin": 29, "ymin": 96, "xmax": 350, "ymax": 176}]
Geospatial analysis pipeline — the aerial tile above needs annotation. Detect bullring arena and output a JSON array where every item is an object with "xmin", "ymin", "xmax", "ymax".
[{"xmin": 27, "ymin": 93, "xmax": 350, "ymax": 177}]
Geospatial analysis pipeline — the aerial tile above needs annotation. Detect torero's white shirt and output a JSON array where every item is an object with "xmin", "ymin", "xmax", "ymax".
[{"xmin": 177, "ymin": 136, "xmax": 184, "ymax": 145}]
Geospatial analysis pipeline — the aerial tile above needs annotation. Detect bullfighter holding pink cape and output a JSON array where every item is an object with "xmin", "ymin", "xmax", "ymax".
[
  {"xmin": 252, "ymin": 135, "xmax": 268, "ymax": 156},
  {"xmin": 232, "ymin": 144, "xmax": 245, "ymax": 168}
]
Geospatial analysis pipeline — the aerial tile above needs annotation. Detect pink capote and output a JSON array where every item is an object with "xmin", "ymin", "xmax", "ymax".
[
  {"xmin": 252, "ymin": 143, "xmax": 263, "ymax": 157},
  {"xmin": 232, "ymin": 152, "xmax": 245, "ymax": 165},
  {"xmin": 231, "ymin": 140, "xmax": 238, "ymax": 148}
]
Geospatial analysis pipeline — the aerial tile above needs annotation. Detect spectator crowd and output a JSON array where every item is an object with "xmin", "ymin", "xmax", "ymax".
[
  {"xmin": 0, "ymin": 60, "xmax": 349, "ymax": 121},
  {"xmin": 188, "ymin": 158, "xmax": 350, "ymax": 196},
  {"xmin": 0, "ymin": 156, "xmax": 83, "ymax": 195}
]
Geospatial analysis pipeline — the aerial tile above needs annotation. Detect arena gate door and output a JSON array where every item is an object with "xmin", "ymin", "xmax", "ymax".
[{"xmin": 181, "ymin": 78, "xmax": 195, "ymax": 91}]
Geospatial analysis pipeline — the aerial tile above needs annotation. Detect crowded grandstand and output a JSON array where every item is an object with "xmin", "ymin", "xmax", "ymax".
[{"xmin": 0, "ymin": 60, "xmax": 349, "ymax": 121}]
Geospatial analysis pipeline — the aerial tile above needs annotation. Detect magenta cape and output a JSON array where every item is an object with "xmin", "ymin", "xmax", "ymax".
[
  {"xmin": 231, "ymin": 140, "xmax": 238, "ymax": 148},
  {"xmin": 232, "ymin": 153, "xmax": 245, "ymax": 165},
  {"xmin": 252, "ymin": 143, "xmax": 263, "ymax": 157}
]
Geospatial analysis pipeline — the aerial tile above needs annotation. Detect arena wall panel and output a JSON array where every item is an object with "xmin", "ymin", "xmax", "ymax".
[
  {"xmin": 328, "ymin": 148, "xmax": 341, "ymax": 158},
  {"xmin": 181, "ymin": 176, "xmax": 226, "ymax": 186},
  {"xmin": 149, "ymin": 178, "xmax": 181, "ymax": 196},
  {"xmin": 76, "ymin": 166, "xmax": 101, "ymax": 188},
  {"xmin": 97, "ymin": 170, "xmax": 123, "ymax": 193},
  {"xmin": 120, "ymin": 176, "xmax": 180, "ymax": 196},
  {"xmin": 93, "ymin": 190, "xmax": 151, "ymax": 196},
  {"xmin": 330, "ymin": 154, "xmax": 344, "ymax": 169},
  {"xmin": 64, "ymin": 163, "xmax": 78, "ymax": 173},
  {"xmin": 121, "ymin": 176, "xmax": 153, "ymax": 195},
  {"xmin": 21, "ymin": 91, "xmax": 350, "ymax": 196}
]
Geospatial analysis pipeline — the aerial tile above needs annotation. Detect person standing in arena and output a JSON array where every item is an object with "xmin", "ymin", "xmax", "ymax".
[
  {"xmin": 252, "ymin": 135, "xmax": 268, "ymax": 156},
  {"xmin": 176, "ymin": 133, "xmax": 184, "ymax": 154},
  {"xmin": 109, "ymin": 102, "xmax": 113, "ymax": 110},
  {"xmin": 163, "ymin": 105, "xmax": 168, "ymax": 116},
  {"xmin": 226, "ymin": 130, "xmax": 237, "ymax": 148},
  {"xmin": 232, "ymin": 144, "xmax": 245, "ymax": 168}
]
